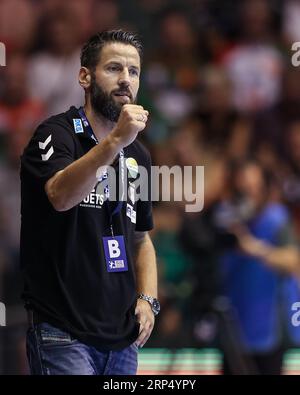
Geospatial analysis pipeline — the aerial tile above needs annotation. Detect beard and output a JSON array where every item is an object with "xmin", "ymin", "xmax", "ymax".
[{"xmin": 90, "ymin": 74, "xmax": 135, "ymax": 122}]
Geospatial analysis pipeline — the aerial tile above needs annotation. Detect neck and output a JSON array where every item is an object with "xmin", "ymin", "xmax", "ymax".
[{"xmin": 83, "ymin": 100, "xmax": 115, "ymax": 141}]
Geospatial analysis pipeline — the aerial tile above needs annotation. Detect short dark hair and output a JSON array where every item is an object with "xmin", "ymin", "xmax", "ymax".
[{"xmin": 80, "ymin": 30, "xmax": 142, "ymax": 70}]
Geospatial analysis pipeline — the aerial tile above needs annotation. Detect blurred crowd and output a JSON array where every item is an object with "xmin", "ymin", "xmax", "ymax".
[{"xmin": 1, "ymin": 0, "xmax": 300, "ymax": 375}]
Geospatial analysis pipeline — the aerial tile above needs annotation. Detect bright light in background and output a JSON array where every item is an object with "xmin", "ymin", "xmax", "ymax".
[
  {"xmin": 137, "ymin": 349, "xmax": 222, "ymax": 375},
  {"xmin": 0, "ymin": 302, "xmax": 6, "ymax": 327},
  {"xmin": 0, "ymin": 42, "xmax": 5, "ymax": 66},
  {"xmin": 137, "ymin": 348, "xmax": 300, "ymax": 375}
]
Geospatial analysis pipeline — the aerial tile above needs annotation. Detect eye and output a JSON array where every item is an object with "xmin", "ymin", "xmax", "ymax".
[
  {"xmin": 107, "ymin": 65, "xmax": 121, "ymax": 72},
  {"xmin": 129, "ymin": 68, "xmax": 139, "ymax": 77}
]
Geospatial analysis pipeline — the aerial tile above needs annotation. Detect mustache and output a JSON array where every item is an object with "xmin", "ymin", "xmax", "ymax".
[{"xmin": 112, "ymin": 88, "xmax": 133, "ymax": 100}]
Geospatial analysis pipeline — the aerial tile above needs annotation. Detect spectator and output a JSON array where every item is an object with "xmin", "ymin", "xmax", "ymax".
[
  {"xmin": 222, "ymin": 0, "xmax": 283, "ymax": 113},
  {"xmin": 0, "ymin": 0, "xmax": 37, "ymax": 53},
  {"xmin": 218, "ymin": 160, "xmax": 300, "ymax": 374},
  {"xmin": 143, "ymin": 8, "xmax": 200, "ymax": 126},
  {"xmin": 0, "ymin": 53, "xmax": 45, "ymax": 164},
  {"xmin": 150, "ymin": 203, "xmax": 192, "ymax": 348},
  {"xmin": 28, "ymin": 7, "xmax": 84, "ymax": 116}
]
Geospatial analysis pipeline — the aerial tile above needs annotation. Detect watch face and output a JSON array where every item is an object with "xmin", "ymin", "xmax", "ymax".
[{"xmin": 152, "ymin": 299, "xmax": 160, "ymax": 315}]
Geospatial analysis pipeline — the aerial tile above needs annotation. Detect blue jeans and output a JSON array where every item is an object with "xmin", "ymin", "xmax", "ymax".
[{"xmin": 26, "ymin": 322, "xmax": 138, "ymax": 375}]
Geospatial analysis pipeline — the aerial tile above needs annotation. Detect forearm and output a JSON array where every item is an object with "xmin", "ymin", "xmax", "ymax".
[
  {"xmin": 258, "ymin": 244, "xmax": 300, "ymax": 275},
  {"xmin": 134, "ymin": 233, "xmax": 157, "ymax": 297},
  {"xmin": 236, "ymin": 230, "xmax": 300, "ymax": 276},
  {"xmin": 45, "ymin": 135, "xmax": 121, "ymax": 211}
]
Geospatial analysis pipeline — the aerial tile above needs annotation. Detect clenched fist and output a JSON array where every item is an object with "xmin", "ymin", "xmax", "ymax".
[{"xmin": 110, "ymin": 104, "xmax": 149, "ymax": 148}]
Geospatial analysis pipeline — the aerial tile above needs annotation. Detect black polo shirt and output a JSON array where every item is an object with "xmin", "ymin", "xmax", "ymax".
[{"xmin": 20, "ymin": 106, "xmax": 153, "ymax": 351}]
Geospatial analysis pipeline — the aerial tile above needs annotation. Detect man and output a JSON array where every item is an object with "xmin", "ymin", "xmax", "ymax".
[
  {"xmin": 218, "ymin": 160, "xmax": 300, "ymax": 374},
  {"xmin": 20, "ymin": 30, "xmax": 159, "ymax": 375}
]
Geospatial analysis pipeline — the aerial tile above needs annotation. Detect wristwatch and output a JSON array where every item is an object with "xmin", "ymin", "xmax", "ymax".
[{"xmin": 138, "ymin": 293, "xmax": 160, "ymax": 316}]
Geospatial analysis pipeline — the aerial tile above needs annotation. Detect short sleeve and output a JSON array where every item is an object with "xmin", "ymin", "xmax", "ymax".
[
  {"xmin": 135, "ymin": 146, "xmax": 153, "ymax": 232},
  {"xmin": 21, "ymin": 123, "xmax": 75, "ymax": 187}
]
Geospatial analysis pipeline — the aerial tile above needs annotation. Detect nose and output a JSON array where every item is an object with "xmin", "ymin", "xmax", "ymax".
[{"xmin": 118, "ymin": 68, "xmax": 130, "ymax": 86}]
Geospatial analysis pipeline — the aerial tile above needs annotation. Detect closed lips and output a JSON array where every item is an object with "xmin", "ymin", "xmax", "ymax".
[{"xmin": 114, "ymin": 91, "xmax": 131, "ymax": 99}]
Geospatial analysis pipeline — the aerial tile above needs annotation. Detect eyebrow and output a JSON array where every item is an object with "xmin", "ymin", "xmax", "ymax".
[
  {"xmin": 105, "ymin": 61, "xmax": 140, "ymax": 70},
  {"xmin": 129, "ymin": 65, "xmax": 140, "ymax": 72}
]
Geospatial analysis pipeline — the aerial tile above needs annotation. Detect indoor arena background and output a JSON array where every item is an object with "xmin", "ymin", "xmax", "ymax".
[{"xmin": 1, "ymin": 0, "xmax": 300, "ymax": 375}]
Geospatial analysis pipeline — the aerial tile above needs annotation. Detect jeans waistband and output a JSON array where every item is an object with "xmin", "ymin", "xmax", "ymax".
[{"xmin": 27, "ymin": 309, "xmax": 42, "ymax": 328}]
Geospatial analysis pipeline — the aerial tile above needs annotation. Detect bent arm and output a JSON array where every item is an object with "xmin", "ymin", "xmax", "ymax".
[
  {"xmin": 45, "ymin": 104, "xmax": 149, "ymax": 212},
  {"xmin": 253, "ymin": 241, "xmax": 300, "ymax": 276},
  {"xmin": 45, "ymin": 135, "xmax": 121, "ymax": 211},
  {"xmin": 236, "ymin": 231, "xmax": 300, "ymax": 276}
]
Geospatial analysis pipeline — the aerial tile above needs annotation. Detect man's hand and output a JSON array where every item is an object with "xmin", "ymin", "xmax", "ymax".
[
  {"xmin": 135, "ymin": 298, "xmax": 155, "ymax": 348},
  {"xmin": 110, "ymin": 104, "xmax": 149, "ymax": 149}
]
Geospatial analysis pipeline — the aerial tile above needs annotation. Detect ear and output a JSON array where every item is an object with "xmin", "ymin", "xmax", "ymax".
[{"xmin": 78, "ymin": 67, "xmax": 92, "ymax": 89}]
